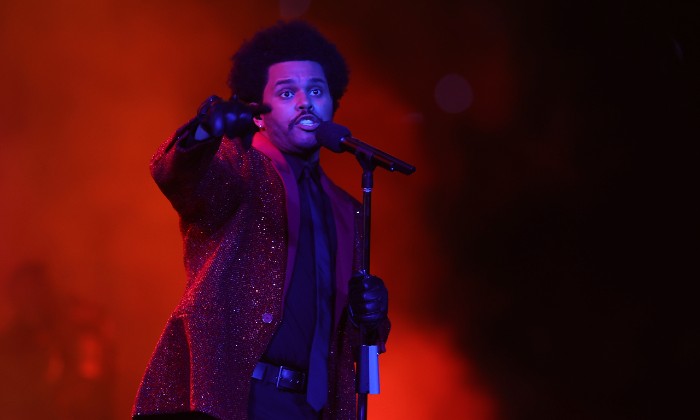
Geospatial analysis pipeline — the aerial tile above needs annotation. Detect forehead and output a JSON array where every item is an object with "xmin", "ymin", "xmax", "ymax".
[{"xmin": 265, "ymin": 61, "xmax": 327, "ymax": 87}]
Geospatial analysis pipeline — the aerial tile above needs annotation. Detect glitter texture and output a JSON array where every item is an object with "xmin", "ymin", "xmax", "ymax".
[{"xmin": 133, "ymin": 126, "xmax": 389, "ymax": 420}]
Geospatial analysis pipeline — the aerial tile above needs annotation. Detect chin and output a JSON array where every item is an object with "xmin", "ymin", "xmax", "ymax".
[
  {"xmin": 296, "ymin": 140, "xmax": 321, "ymax": 156},
  {"xmin": 295, "ymin": 133, "xmax": 318, "ymax": 148}
]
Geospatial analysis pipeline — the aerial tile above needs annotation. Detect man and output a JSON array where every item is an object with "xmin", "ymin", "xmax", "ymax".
[{"xmin": 132, "ymin": 21, "xmax": 389, "ymax": 420}]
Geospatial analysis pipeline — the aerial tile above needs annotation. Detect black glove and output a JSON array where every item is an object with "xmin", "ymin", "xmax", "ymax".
[
  {"xmin": 348, "ymin": 272, "xmax": 389, "ymax": 329},
  {"xmin": 196, "ymin": 95, "xmax": 270, "ymax": 142}
]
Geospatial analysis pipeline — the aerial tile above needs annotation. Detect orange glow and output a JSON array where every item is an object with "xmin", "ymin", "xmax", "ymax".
[
  {"xmin": 371, "ymin": 320, "xmax": 495, "ymax": 419},
  {"xmin": 0, "ymin": 1, "xmax": 494, "ymax": 418}
]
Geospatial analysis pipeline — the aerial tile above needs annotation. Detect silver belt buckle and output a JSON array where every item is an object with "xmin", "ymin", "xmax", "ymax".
[
  {"xmin": 275, "ymin": 365, "xmax": 304, "ymax": 391},
  {"xmin": 275, "ymin": 365, "xmax": 286, "ymax": 389}
]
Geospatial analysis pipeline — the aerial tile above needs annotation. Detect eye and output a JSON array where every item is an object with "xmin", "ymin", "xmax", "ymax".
[
  {"xmin": 279, "ymin": 90, "xmax": 293, "ymax": 99},
  {"xmin": 310, "ymin": 88, "xmax": 322, "ymax": 96}
]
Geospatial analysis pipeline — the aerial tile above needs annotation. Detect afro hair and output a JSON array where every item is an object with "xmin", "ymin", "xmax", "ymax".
[{"xmin": 227, "ymin": 20, "xmax": 349, "ymax": 112}]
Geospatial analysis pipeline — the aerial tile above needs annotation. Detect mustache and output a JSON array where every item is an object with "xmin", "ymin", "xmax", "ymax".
[{"xmin": 288, "ymin": 111, "xmax": 321, "ymax": 130}]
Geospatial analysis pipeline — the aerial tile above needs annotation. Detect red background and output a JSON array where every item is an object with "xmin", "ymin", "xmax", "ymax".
[{"xmin": 0, "ymin": 1, "xmax": 697, "ymax": 419}]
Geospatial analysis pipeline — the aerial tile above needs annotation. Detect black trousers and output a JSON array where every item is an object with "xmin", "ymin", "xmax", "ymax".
[{"xmin": 248, "ymin": 377, "xmax": 320, "ymax": 420}]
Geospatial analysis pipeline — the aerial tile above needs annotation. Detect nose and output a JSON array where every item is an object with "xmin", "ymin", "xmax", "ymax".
[{"xmin": 296, "ymin": 92, "xmax": 313, "ymax": 111}]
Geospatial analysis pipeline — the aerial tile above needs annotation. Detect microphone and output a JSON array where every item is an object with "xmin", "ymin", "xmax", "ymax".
[{"xmin": 316, "ymin": 122, "xmax": 416, "ymax": 175}]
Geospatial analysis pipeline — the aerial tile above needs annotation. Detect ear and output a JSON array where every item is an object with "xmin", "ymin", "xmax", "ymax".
[{"xmin": 250, "ymin": 102, "xmax": 264, "ymax": 129}]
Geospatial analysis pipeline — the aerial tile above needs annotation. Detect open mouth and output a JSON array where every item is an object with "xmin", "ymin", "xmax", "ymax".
[{"xmin": 293, "ymin": 114, "xmax": 321, "ymax": 131}]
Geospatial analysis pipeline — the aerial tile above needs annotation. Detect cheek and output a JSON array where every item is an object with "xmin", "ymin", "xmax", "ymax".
[
  {"xmin": 319, "ymin": 98, "xmax": 334, "ymax": 118},
  {"xmin": 264, "ymin": 109, "xmax": 289, "ymax": 128}
]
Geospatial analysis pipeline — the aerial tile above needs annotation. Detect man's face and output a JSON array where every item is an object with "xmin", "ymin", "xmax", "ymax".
[{"xmin": 256, "ymin": 60, "xmax": 333, "ymax": 157}]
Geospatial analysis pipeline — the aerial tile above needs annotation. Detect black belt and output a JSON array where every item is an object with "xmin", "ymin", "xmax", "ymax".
[{"xmin": 251, "ymin": 361, "xmax": 307, "ymax": 393}]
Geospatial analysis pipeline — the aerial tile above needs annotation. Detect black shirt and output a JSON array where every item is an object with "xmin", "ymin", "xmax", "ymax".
[{"xmin": 262, "ymin": 154, "xmax": 336, "ymax": 371}]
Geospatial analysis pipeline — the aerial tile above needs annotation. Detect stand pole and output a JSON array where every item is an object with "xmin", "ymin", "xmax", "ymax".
[
  {"xmin": 318, "ymin": 122, "xmax": 416, "ymax": 420},
  {"xmin": 356, "ymin": 153, "xmax": 378, "ymax": 420}
]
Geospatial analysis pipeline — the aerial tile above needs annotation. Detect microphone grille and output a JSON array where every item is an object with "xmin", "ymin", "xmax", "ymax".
[{"xmin": 316, "ymin": 121, "xmax": 351, "ymax": 153}]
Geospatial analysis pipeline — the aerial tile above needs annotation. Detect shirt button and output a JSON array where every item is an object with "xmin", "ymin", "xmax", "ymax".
[{"xmin": 262, "ymin": 313, "xmax": 273, "ymax": 324}]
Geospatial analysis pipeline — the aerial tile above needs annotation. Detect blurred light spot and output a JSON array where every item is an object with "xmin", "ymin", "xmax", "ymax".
[
  {"xmin": 434, "ymin": 73, "xmax": 474, "ymax": 114},
  {"xmin": 671, "ymin": 37, "xmax": 685, "ymax": 63},
  {"xmin": 279, "ymin": 0, "xmax": 311, "ymax": 18},
  {"xmin": 402, "ymin": 112, "xmax": 424, "ymax": 124}
]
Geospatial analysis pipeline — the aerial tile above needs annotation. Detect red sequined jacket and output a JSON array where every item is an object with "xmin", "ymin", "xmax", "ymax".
[{"xmin": 132, "ymin": 125, "xmax": 387, "ymax": 420}]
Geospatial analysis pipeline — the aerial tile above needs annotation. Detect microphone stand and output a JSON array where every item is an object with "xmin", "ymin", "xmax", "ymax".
[
  {"xmin": 316, "ymin": 121, "xmax": 415, "ymax": 420},
  {"xmin": 355, "ymin": 149, "xmax": 378, "ymax": 420}
]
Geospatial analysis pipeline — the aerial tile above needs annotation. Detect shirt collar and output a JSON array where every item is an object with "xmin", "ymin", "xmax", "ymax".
[{"xmin": 283, "ymin": 152, "xmax": 320, "ymax": 182}]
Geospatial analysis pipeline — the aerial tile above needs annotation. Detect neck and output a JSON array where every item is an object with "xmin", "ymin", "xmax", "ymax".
[{"xmin": 284, "ymin": 149, "xmax": 320, "ymax": 164}]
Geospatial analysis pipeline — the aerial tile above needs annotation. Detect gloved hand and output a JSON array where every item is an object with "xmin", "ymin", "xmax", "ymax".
[
  {"xmin": 348, "ymin": 272, "xmax": 389, "ymax": 329},
  {"xmin": 196, "ymin": 95, "xmax": 270, "ymax": 142}
]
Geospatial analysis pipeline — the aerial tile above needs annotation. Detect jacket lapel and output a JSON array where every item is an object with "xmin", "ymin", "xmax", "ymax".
[
  {"xmin": 252, "ymin": 133, "xmax": 354, "ymax": 329},
  {"xmin": 320, "ymin": 170, "xmax": 355, "ymax": 330},
  {"xmin": 252, "ymin": 133, "xmax": 299, "ymax": 302}
]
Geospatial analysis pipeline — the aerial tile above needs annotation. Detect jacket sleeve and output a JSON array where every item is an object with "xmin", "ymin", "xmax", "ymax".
[{"xmin": 150, "ymin": 118, "xmax": 250, "ymax": 229}]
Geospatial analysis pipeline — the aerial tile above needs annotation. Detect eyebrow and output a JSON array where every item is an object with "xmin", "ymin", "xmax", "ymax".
[{"xmin": 273, "ymin": 77, "xmax": 328, "ymax": 88}]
